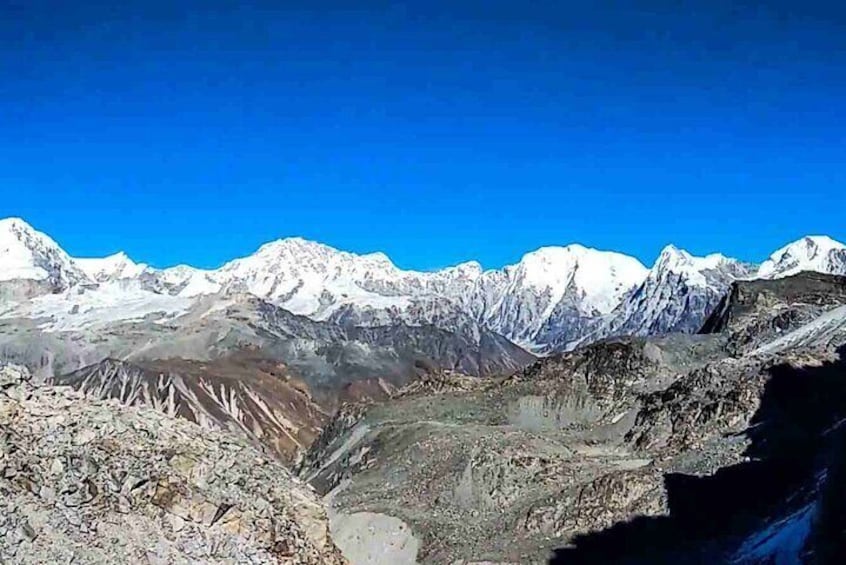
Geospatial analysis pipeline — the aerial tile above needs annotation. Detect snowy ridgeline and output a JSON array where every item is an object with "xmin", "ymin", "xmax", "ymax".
[{"xmin": 1, "ymin": 216, "xmax": 846, "ymax": 351}]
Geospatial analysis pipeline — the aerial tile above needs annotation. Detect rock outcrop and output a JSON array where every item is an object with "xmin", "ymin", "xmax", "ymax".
[{"xmin": 0, "ymin": 364, "xmax": 345, "ymax": 564}]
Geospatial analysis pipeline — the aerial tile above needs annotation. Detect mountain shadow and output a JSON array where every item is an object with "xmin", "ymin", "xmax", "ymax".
[{"xmin": 549, "ymin": 345, "xmax": 846, "ymax": 564}]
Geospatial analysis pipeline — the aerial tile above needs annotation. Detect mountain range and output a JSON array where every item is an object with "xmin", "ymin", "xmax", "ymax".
[
  {"xmin": 4, "ymin": 216, "xmax": 846, "ymax": 563},
  {"xmin": 2, "ymin": 217, "xmax": 846, "ymax": 354}
]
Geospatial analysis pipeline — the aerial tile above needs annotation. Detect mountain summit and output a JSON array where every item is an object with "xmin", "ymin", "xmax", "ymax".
[
  {"xmin": 0, "ymin": 218, "xmax": 85, "ymax": 288},
  {"xmin": 76, "ymin": 252, "xmax": 150, "ymax": 282},
  {"xmin": 757, "ymin": 235, "xmax": 846, "ymax": 279}
]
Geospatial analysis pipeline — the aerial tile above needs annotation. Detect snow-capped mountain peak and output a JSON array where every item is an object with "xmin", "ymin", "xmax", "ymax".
[
  {"xmin": 440, "ymin": 261, "xmax": 484, "ymax": 278},
  {"xmin": 240, "ymin": 237, "xmax": 339, "ymax": 273},
  {"xmin": 486, "ymin": 245, "xmax": 649, "ymax": 351},
  {"xmin": 76, "ymin": 251, "xmax": 149, "ymax": 282},
  {"xmin": 157, "ymin": 265, "xmax": 221, "ymax": 297},
  {"xmin": 511, "ymin": 244, "xmax": 648, "ymax": 311},
  {"xmin": 655, "ymin": 244, "xmax": 693, "ymax": 271},
  {"xmin": 758, "ymin": 235, "xmax": 846, "ymax": 279},
  {"xmin": 0, "ymin": 217, "xmax": 28, "ymax": 230},
  {"xmin": 254, "ymin": 236, "xmax": 335, "ymax": 255},
  {"xmin": 0, "ymin": 218, "xmax": 84, "ymax": 287},
  {"xmin": 654, "ymin": 245, "xmax": 739, "ymax": 287},
  {"xmin": 224, "ymin": 237, "xmax": 402, "ymax": 278},
  {"xmin": 563, "ymin": 245, "xmax": 756, "ymax": 351},
  {"xmin": 359, "ymin": 251, "xmax": 394, "ymax": 266}
]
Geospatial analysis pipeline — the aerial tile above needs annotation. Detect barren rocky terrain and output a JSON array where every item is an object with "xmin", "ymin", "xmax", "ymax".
[
  {"xmin": 0, "ymin": 364, "xmax": 345, "ymax": 564},
  {"xmin": 300, "ymin": 272, "xmax": 846, "ymax": 563}
]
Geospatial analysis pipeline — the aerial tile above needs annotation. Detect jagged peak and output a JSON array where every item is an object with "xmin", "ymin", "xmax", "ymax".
[
  {"xmin": 361, "ymin": 251, "xmax": 393, "ymax": 264},
  {"xmin": 655, "ymin": 244, "xmax": 734, "ymax": 271},
  {"xmin": 758, "ymin": 234, "xmax": 846, "ymax": 279},
  {"xmin": 520, "ymin": 243, "xmax": 600, "ymax": 262},
  {"xmin": 769, "ymin": 235, "xmax": 846, "ymax": 259},
  {"xmin": 656, "ymin": 244, "xmax": 693, "ymax": 268},
  {"xmin": 443, "ymin": 260, "xmax": 484, "ymax": 275},
  {"xmin": 507, "ymin": 244, "xmax": 647, "ymax": 316},
  {"xmin": 76, "ymin": 250, "xmax": 133, "ymax": 265},
  {"xmin": 230, "ymin": 237, "xmax": 408, "ymax": 279},
  {"xmin": 253, "ymin": 236, "xmax": 339, "ymax": 256},
  {"xmin": 239, "ymin": 237, "xmax": 396, "ymax": 267},
  {"xmin": 801, "ymin": 235, "xmax": 845, "ymax": 248},
  {"xmin": 162, "ymin": 263, "xmax": 214, "ymax": 275},
  {"xmin": 649, "ymin": 245, "xmax": 744, "ymax": 290},
  {"xmin": 515, "ymin": 244, "xmax": 647, "ymax": 275},
  {"xmin": 0, "ymin": 216, "xmax": 81, "ymax": 285},
  {"xmin": 658, "ymin": 243, "xmax": 687, "ymax": 258},
  {"xmin": 76, "ymin": 251, "xmax": 149, "ymax": 281},
  {"xmin": 106, "ymin": 251, "xmax": 131, "ymax": 261}
]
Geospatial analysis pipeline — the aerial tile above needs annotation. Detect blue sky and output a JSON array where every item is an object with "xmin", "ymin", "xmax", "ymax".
[{"xmin": 1, "ymin": 1, "xmax": 844, "ymax": 270}]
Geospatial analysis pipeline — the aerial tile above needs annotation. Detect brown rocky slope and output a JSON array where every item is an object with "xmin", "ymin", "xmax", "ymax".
[{"xmin": 0, "ymin": 363, "xmax": 345, "ymax": 564}]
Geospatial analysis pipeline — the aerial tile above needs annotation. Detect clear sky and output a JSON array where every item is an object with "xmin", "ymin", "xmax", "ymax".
[{"xmin": 1, "ymin": 1, "xmax": 844, "ymax": 270}]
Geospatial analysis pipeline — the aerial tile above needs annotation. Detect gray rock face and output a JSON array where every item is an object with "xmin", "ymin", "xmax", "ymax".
[
  {"xmin": 300, "ymin": 273, "xmax": 846, "ymax": 564},
  {"xmin": 558, "ymin": 245, "xmax": 755, "ymax": 352},
  {"xmin": 0, "ymin": 363, "xmax": 345, "ymax": 564},
  {"xmin": 552, "ymin": 346, "xmax": 846, "ymax": 564},
  {"xmin": 701, "ymin": 271, "xmax": 846, "ymax": 353}
]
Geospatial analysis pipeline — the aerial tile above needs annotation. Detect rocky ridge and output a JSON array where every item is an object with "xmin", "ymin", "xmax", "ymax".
[{"xmin": 0, "ymin": 290, "xmax": 532, "ymax": 395}]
